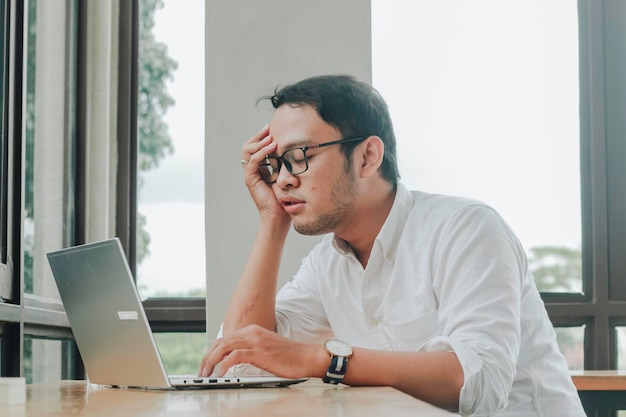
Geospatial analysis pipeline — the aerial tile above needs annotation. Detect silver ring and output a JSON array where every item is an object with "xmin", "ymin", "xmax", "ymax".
[{"xmin": 240, "ymin": 159, "xmax": 248, "ymax": 165}]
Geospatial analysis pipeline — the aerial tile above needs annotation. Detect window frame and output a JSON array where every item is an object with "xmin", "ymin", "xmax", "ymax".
[
  {"xmin": 1, "ymin": 0, "xmax": 85, "ymax": 380},
  {"xmin": 123, "ymin": 0, "xmax": 207, "ymax": 336},
  {"xmin": 127, "ymin": 0, "xmax": 626, "ymax": 371},
  {"xmin": 127, "ymin": 0, "xmax": 626, "ymax": 372},
  {"xmin": 1, "ymin": 0, "xmax": 626, "ymax": 384},
  {"xmin": 540, "ymin": 0, "xmax": 626, "ymax": 371},
  {"xmin": 0, "ymin": 0, "xmax": 204, "ymax": 380},
  {"xmin": 0, "ymin": 0, "xmax": 9, "ymax": 281}
]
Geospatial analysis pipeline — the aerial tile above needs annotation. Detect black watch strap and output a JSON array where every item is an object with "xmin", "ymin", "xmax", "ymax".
[{"xmin": 323, "ymin": 354, "xmax": 348, "ymax": 384}]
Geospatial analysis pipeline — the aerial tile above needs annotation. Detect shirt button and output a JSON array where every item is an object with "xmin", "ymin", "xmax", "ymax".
[{"xmin": 370, "ymin": 318, "xmax": 379, "ymax": 326}]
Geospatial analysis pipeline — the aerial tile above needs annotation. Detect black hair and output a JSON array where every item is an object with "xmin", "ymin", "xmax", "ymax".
[{"xmin": 264, "ymin": 74, "xmax": 399, "ymax": 184}]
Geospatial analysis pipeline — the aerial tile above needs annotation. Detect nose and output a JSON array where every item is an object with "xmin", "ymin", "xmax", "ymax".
[{"xmin": 274, "ymin": 159, "xmax": 298, "ymax": 188}]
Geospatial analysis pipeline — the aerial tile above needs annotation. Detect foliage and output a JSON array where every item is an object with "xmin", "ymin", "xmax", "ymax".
[
  {"xmin": 21, "ymin": 0, "xmax": 177, "ymax": 382},
  {"xmin": 135, "ymin": 0, "xmax": 178, "ymax": 263},
  {"xmin": 21, "ymin": 0, "xmax": 589, "ymax": 375},
  {"xmin": 23, "ymin": 338, "xmax": 33, "ymax": 384},
  {"xmin": 154, "ymin": 332, "xmax": 207, "ymax": 375},
  {"xmin": 138, "ymin": 0, "xmax": 177, "ymax": 172},
  {"xmin": 22, "ymin": 0, "xmax": 177, "ymax": 272},
  {"xmin": 23, "ymin": 0, "xmax": 37, "ymax": 293},
  {"xmin": 528, "ymin": 245, "xmax": 582, "ymax": 292},
  {"xmin": 528, "ymin": 245, "xmax": 584, "ymax": 368},
  {"xmin": 151, "ymin": 287, "xmax": 206, "ymax": 298},
  {"xmin": 132, "ymin": 1, "xmax": 191, "ymax": 371}
]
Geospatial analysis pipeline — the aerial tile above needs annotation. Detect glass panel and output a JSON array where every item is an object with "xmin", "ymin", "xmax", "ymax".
[
  {"xmin": 554, "ymin": 326, "xmax": 584, "ymax": 370},
  {"xmin": 528, "ymin": 246, "xmax": 582, "ymax": 293},
  {"xmin": 372, "ymin": 1, "xmax": 582, "ymax": 293},
  {"xmin": 619, "ymin": 327, "xmax": 626, "ymax": 417},
  {"xmin": 23, "ymin": 0, "xmax": 76, "ymax": 296},
  {"xmin": 153, "ymin": 332, "xmax": 206, "ymax": 374},
  {"xmin": 0, "ymin": 0, "xmax": 8, "ymax": 271},
  {"xmin": 23, "ymin": 336, "xmax": 72, "ymax": 383},
  {"xmin": 136, "ymin": 0, "xmax": 205, "ymax": 298},
  {"xmin": 617, "ymin": 327, "xmax": 626, "ymax": 370}
]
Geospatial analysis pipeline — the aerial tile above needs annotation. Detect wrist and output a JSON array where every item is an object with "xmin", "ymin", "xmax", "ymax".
[
  {"xmin": 257, "ymin": 215, "xmax": 290, "ymax": 241},
  {"xmin": 312, "ymin": 345, "xmax": 330, "ymax": 378},
  {"xmin": 322, "ymin": 339, "xmax": 353, "ymax": 385},
  {"xmin": 259, "ymin": 212, "xmax": 291, "ymax": 232}
]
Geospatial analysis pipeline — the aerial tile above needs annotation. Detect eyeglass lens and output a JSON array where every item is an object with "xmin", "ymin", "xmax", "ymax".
[{"xmin": 258, "ymin": 148, "xmax": 308, "ymax": 183}]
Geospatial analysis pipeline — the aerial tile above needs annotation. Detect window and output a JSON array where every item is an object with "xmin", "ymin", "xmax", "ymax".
[
  {"xmin": 372, "ymin": 0, "xmax": 626, "ymax": 372},
  {"xmin": 23, "ymin": 336, "xmax": 74, "ymax": 384},
  {"xmin": 21, "ymin": 0, "xmax": 79, "ymax": 382},
  {"xmin": 2, "ymin": 0, "xmax": 625, "ymax": 389},
  {"xmin": 136, "ymin": 0, "xmax": 206, "ymax": 299},
  {"xmin": 0, "ymin": 0, "xmax": 82, "ymax": 380},
  {"xmin": 135, "ymin": 0, "xmax": 206, "ymax": 374},
  {"xmin": 0, "ymin": 0, "xmax": 11, "ymax": 302},
  {"xmin": 0, "ymin": 0, "xmax": 207, "ymax": 382},
  {"xmin": 373, "ymin": 0, "xmax": 581, "ymax": 293},
  {"xmin": 153, "ymin": 332, "xmax": 206, "ymax": 374},
  {"xmin": 23, "ymin": 0, "xmax": 77, "ymax": 298}
]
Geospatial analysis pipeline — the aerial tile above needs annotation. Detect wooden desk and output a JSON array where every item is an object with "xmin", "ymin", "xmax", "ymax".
[
  {"xmin": 571, "ymin": 370, "xmax": 626, "ymax": 412},
  {"xmin": 1, "ymin": 379, "xmax": 457, "ymax": 417}
]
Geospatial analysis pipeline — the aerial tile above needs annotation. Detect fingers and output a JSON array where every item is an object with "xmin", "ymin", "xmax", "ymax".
[
  {"xmin": 214, "ymin": 349, "xmax": 255, "ymax": 377},
  {"xmin": 241, "ymin": 124, "xmax": 276, "ymax": 165},
  {"xmin": 198, "ymin": 325, "xmax": 270, "ymax": 377},
  {"xmin": 198, "ymin": 335, "xmax": 247, "ymax": 377},
  {"xmin": 199, "ymin": 339, "xmax": 226, "ymax": 377},
  {"xmin": 247, "ymin": 136, "xmax": 276, "ymax": 168},
  {"xmin": 239, "ymin": 126, "xmax": 280, "ymax": 197},
  {"xmin": 199, "ymin": 326, "xmax": 316, "ymax": 380}
]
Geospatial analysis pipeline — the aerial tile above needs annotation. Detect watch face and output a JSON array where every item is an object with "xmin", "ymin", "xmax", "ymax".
[{"xmin": 325, "ymin": 339, "xmax": 353, "ymax": 357}]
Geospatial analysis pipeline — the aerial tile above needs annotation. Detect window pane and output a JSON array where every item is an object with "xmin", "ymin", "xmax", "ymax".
[
  {"xmin": 23, "ymin": 0, "xmax": 76, "ymax": 296},
  {"xmin": 617, "ymin": 327, "xmax": 626, "ymax": 370},
  {"xmin": 372, "ymin": 1, "xmax": 582, "ymax": 293},
  {"xmin": 136, "ymin": 0, "xmax": 205, "ymax": 298},
  {"xmin": 554, "ymin": 326, "xmax": 584, "ymax": 370},
  {"xmin": 153, "ymin": 332, "xmax": 206, "ymax": 374},
  {"xmin": 0, "ymin": 0, "xmax": 8, "ymax": 274},
  {"xmin": 23, "ymin": 336, "xmax": 73, "ymax": 383}
]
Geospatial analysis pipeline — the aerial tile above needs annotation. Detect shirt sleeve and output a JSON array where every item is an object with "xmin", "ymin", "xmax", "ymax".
[
  {"xmin": 274, "ymin": 247, "xmax": 333, "ymax": 344},
  {"xmin": 422, "ymin": 204, "xmax": 527, "ymax": 416}
]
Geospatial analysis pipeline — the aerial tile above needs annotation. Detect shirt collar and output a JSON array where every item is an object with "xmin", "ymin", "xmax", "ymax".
[
  {"xmin": 331, "ymin": 183, "xmax": 414, "ymax": 263},
  {"xmin": 375, "ymin": 183, "xmax": 413, "ymax": 263}
]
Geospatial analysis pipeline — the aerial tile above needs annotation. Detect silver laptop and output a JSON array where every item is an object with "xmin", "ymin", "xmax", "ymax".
[{"xmin": 46, "ymin": 238, "xmax": 307, "ymax": 389}]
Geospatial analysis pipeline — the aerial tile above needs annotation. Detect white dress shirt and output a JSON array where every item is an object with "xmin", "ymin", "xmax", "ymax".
[{"xmin": 274, "ymin": 183, "xmax": 585, "ymax": 417}]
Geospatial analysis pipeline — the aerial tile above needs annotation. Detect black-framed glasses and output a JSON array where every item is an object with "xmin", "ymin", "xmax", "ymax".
[{"xmin": 259, "ymin": 137, "xmax": 366, "ymax": 184}]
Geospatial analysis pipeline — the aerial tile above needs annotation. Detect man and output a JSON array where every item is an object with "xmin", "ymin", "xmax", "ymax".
[{"xmin": 199, "ymin": 75, "xmax": 585, "ymax": 416}]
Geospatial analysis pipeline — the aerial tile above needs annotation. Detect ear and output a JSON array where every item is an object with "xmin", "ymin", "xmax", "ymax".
[{"xmin": 356, "ymin": 136, "xmax": 384, "ymax": 179}]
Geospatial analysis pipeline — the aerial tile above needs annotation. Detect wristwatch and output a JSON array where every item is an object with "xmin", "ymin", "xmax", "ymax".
[{"xmin": 322, "ymin": 339, "xmax": 353, "ymax": 385}]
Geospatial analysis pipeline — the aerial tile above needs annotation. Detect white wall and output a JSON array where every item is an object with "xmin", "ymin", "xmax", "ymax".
[{"xmin": 204, "ymin": 1, "xmax": 372, "ymax": 338}]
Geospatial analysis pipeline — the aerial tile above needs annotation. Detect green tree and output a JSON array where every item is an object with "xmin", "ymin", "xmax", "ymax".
[
  {"xmin": 138, "ymin": 0, "xmax": 176, "ymax": 171},
  {"xmin": 154, "ymin": 332, "xmax": 207, "ymax": 375},
  {"xmin": 23, "ymin": 0, "xmax": 37, "ymax": 294},
  {"xmin": 23, "ymin": 0, "xmax": 177, "ymax": 272},
  {"xmin": 527, "ymin": 245, "xmax": 584, "ymax": 368},
  {"xmin": 528, "ymin": 245, "xmax": 582, "ymax": 292},
  {"xmin": 137, "ymin": 0, "xmax": 178, "ymax": 263}
]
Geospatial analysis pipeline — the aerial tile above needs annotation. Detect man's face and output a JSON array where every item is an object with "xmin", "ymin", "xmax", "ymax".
[{"xmin": 268, "ymin": 104, "xmax": 358, "ymax": 236}]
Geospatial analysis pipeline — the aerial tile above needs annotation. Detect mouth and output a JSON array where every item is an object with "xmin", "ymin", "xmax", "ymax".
[{"xmin": 278, "ymin": 196, "xmax": 305, "ymax": 213}]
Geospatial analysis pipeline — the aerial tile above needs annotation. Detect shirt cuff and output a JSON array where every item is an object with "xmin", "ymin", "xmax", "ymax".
[{"xmin": 417, "ymin": 336, "xmax": 483, "ymax": 415}]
